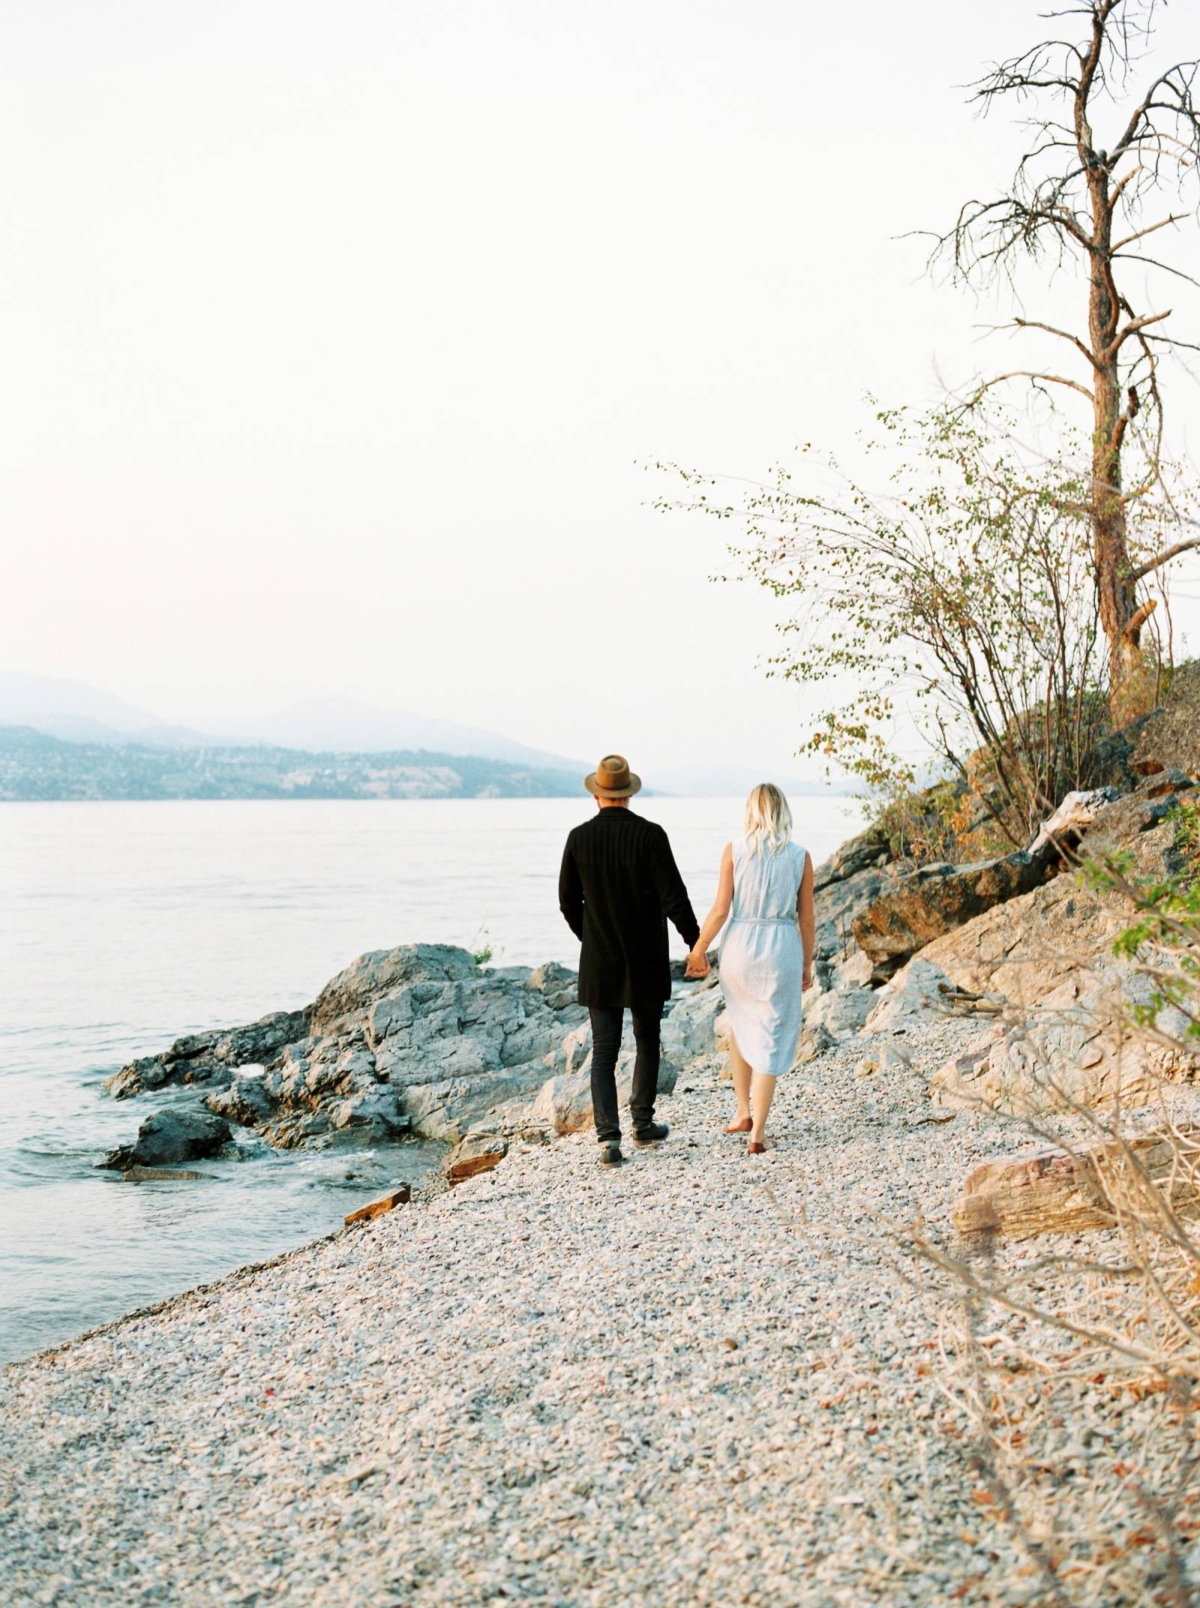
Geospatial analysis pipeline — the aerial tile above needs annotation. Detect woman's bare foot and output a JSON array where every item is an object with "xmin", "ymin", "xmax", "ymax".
[
  {"xmin": 747, "ymin": 1139, "xmax": 767, "ymax": 1155},
  {"xmin": 724, "ymin": 1116, "xmax": 753, "ymax": 1134}
]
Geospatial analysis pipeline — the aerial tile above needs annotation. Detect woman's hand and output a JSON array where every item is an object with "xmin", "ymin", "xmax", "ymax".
[
  {"xmin": 685, "ymin": 947, "xmax": 711, "ymax": 979},
  {"xmin": 802, "ymin": 962, "xmax": 815, "ymax": 992}
]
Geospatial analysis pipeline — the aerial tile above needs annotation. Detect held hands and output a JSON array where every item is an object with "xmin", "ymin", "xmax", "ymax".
[{"xmin": 685, "ymin": 947, "xmax": 711, "ymax": 979}]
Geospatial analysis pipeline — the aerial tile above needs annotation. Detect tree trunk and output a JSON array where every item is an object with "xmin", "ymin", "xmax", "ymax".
[{"xmin": 1087, "ymin": 165, "xmax": 1149, "ymax": 720}]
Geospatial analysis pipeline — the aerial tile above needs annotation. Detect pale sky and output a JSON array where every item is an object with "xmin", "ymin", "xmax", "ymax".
[{"xmin": 4, "ymin": 1, "xmax": 1199, "ymax": 777}]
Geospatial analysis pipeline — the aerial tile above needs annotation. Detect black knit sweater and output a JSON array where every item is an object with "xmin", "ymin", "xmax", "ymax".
[{"xmin": 558, "ymin": 808, "xmax": 701, "ymax": 1008}]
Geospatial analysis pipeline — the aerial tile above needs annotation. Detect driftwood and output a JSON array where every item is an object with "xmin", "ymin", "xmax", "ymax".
[
  {"xmin": 344, "ymin": 1185, "xmax": 411, "ymax": 1226},
  {"xmin": 953, "ymin": 1128, "xmax": 1200, "ymax": 1241}
]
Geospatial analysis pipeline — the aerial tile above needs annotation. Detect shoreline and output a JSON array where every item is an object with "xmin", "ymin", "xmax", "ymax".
[{"xmin": 7, "ymin": 1010, "xmax": 1196, "ymax": 1605}]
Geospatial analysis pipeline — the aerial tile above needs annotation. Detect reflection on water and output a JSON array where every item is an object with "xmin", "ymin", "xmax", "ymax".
[{"xmin": 0, "ymin": 794, "xmax": 862, "ymax": 1363}]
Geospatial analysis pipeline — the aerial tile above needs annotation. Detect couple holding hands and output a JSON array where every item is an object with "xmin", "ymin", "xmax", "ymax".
[{"xmin": 558, "ymin": 755, "xmax": 816, "ymax": 1165}]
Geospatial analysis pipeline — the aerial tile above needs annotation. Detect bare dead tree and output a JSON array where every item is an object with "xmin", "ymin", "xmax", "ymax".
[{"xmin": 934, "ymin": 1, "xmax": 1200, "ymax": 714}]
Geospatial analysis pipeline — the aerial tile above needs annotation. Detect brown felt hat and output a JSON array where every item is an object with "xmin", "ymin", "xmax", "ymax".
[{"xmin": 584, "ymin": 753, "xmax": 642, "ymax": 798}]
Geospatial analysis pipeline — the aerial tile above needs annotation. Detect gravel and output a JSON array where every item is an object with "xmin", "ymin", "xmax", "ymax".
[{"xmin": 2, "ymin": 1013, "xmax": 1195, "ymax": 1607}]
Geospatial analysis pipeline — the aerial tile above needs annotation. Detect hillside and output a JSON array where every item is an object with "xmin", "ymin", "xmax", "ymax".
[{"xmin": 0, "ymin": 727, "xmax": 579, "ymax": 802}]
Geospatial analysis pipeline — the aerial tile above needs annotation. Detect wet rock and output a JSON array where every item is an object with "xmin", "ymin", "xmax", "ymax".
[
  {"xmin": 101, "ymin": 1107, "xmax": 232, "ymax": 1170},
  {"xmin": 445, "ymin": 1134, "xmax": 508, "ymax": 1184}
]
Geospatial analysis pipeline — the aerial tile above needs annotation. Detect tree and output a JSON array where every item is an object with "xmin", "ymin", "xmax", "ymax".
[
  {"xmin": 935, "ymin": 0, "xmax": 1200, "ymax": 712},
  {"xmin": 654, "ymin": 405, "xmax": 1167, "ymax": 845}
]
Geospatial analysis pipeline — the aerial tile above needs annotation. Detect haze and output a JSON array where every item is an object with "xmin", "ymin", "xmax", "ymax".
[{"xmin": 4, "ymin": 1, "xmax": 1199, "ymax": 781}]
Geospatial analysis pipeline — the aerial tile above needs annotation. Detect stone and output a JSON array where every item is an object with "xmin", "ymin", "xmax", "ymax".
[
  {"xmin": 930, "ymin": 964, "xmax": 1200, "ymax": 1114},
  {"xmin": 863, "ymin": 960, "xmax": 955, "ymax": 1034},
  {"xmin": 854, "ymin": 1043, "xmax": 913, "ymax": 1078},
  {"xmin": 328, "ymin": 1090, "xmax": 410, "ymax": 1141},
  {"xmin": 805, "ymin": 987, "xmax": 875, "ymax": 1041},
  {"xmin": 344, "ymin": 1185, "xmax": 411, "ymax": 1225},
  {"xmin": 794, "ymin": 1022, "xmax": 836, "ymax": 1065},
  {"xmin": 952, "ymin": 1129, "xmax": 1200, "ymax": 1240},
  {"xmin": 662, "ymin": 987, "xmax": 729, "ymax": 1062},
  {"xmin": 531, "ymin": 1043, "xmax": 678, "ymax": 1136},
  {"xmin": 852, "ymin": 850, "xmax": 1050, "ymax": 972},
  {"xmin": 828, "ymin": 944, "xmax": 876, "ymax": 992},
  {"xmin": 445, "ymin": 1134, "xmax": 508, "ymax": 1184},
  {"xmin": 101, "ymin": 1107, "xmax": 232, "ymax": 1171}
]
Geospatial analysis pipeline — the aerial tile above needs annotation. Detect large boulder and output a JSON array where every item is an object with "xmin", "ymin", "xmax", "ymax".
[
  {"xmin": 852, "ymin": 849, "xmax": 1050, "ymax": 972},
  {"xmin": 804, "ymin": 986, "xmax": 876, "ymax": 1041},
  {"xmin": 101, "ymin": 1106, "xmax": 232, "ymax": 1171}
]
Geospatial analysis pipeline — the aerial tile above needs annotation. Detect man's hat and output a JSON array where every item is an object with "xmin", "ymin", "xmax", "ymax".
[{"xmin": 584, "ymin": 753, "xmax": 642, "ymax": 799}]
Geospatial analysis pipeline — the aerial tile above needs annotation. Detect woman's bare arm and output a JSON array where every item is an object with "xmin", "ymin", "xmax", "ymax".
[
  {"xmin": 685, "ymin": 843, "xmax": 734, "ymax": 977},
  {"xmin": 797, "ymin": 851, "xmax": 815, "ymax": 990}
]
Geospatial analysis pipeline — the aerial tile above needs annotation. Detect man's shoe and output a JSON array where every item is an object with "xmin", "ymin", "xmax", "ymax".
[
  {"xmin": 598, "ymin": 1141, "xmax": 623, "ymax": 1166},
  {"xmin": 632, "ymin": 1122, "xmax": 669, "ymax": 1146}
]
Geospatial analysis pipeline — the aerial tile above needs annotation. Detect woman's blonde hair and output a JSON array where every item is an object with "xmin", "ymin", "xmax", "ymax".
[{"xmin": 743, "ymin": 783, "xmax": 792, "ymax": 857}]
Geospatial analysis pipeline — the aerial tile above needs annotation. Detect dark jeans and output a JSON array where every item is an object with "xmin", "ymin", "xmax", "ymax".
[{"xmin": 589, "ymin": 1004, "xmax": 663, "ymax": 1143}]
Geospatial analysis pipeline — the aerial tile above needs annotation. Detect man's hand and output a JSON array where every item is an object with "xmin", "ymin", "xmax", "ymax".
[{"xmin": 685, "ymin": 948, "xmax": 711, "ymax": 979}]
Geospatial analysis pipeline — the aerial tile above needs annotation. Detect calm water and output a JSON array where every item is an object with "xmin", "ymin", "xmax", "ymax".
[{"xmin": 0, "ymin": 794, "xmax": 861, "ymax": 1364}]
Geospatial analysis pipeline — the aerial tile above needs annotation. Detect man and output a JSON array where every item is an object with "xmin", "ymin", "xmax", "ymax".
[{"xmin": 558, "ymin": 753, "xmax": 702, "ymax": 1166}]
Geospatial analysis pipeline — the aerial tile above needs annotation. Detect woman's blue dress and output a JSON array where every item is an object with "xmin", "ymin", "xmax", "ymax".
[{"xmin": 719, "ymin": 837, "xmax": 807, "ymax": 1078}]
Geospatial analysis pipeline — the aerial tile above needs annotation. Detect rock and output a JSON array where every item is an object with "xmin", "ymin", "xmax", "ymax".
[
  {"xmin": 852, "ymin": 850, "xmax": 1051, "ymax": 973},
  {"xmin": 328, "ymin": 1090, "xmax": 410, "ymax": 1141},
  {"xmin": 828, "ymin": 944, "xmax": 876, "ymax": 991},
  {"xmin": 805, "ymin": 987, "xmax": 876, "ymax": 1041},
  {"xmin": 662, "ymin": 987, "xmax": 728, "ymax": 1061},
  {"xmin": 813, "ymin": 822, "xmax": 894, "ymax": 889},
  {"xmin": 952, "ymin": 1129, "xmax": 1200, "ymax": 1240},
  {"xmin": 344, "ymin": 1185, "xmax": 411, "ymax": 1225},
  {"xmin": 531, "ymin": 1041, "xmax": 678, "ymax": 1136},
  {"xmin": 445, "ymin": 1134, "xmax": 508, "ymax": 1184},
  {"xmin": 105, "ymin": 944, "xmax": 596, "ymax": 1155},
  {"xmin": 101, "ymin": 1107, "xmax": 232, "ymax": 1171},
  {"xmin": 853, "ymin": 1042, "xmax": 913, "ymax": 1078},
  {"xmin": 863, "ymin": 960, "xmax": 955, "ymax": 1033},
  {"xmin": 794, "ymin": 1022, "xmax": 836, "ymax": 1065},
  {"xmin": 930, "ymin": 964, "xmax": 1200, "ymax": 1114},
  {"xmin": 1028, "ymin": 787, "xmax": 1120, "ymax": 854}
]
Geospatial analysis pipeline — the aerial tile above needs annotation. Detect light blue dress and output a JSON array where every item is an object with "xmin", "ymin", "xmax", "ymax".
[{"xmin": 719, "ymin": 837, "xmax": 807, "ymax": 1078}]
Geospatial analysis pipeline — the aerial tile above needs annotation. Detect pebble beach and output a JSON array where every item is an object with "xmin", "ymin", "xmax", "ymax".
[{"xmin": 3, "ymin": 1014, "xmax": 1196, "ymax": 1608}]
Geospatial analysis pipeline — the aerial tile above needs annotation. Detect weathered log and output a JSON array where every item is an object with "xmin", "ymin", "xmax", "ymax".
[
  {"xmin": 953, "ymin": 1128, "xmax": 1200, "ymax": 1241},
  {"xmin": 344, "ymin": 1184, "xmax": 412, "ymax": 1225}
]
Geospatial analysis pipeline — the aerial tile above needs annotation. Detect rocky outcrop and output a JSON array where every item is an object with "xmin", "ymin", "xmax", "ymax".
[
  {"xmin": 851, "ymin": 849, "xmax": 1051, "ymax": 973},
  {"xmin": 931, "ymin": 962, "xmax": 1200, "ymax": 1115},
  {"xmin": 101, "ymin": 1107, "xmax": 232, "ymax": 1171},
  {"xmin": 102, "ymin": 945, "xmax": 712, "ymax": 1159}
]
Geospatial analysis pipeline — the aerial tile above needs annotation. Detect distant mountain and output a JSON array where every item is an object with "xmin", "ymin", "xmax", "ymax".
[
  {"xmin": 0, "ymin": 671, "xmax": 216, "ymax": 748},
  {"xmin": 0, "ymin": 726, "xmax": 581, "ymax": 802},
  {"xmin": 0, "ymin": 674, "xmax": 584, "ymax": 772},
  {"xmin": 224, "ymin": 696, "xmax": 584, "ymax": 771}
]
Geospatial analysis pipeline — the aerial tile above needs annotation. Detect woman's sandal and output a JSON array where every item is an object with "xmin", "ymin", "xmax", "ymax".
[
  {"xmin": 724, "ymin": 1117, "xmax": 753, "ymax": 1134},
  {"xmin": 747, "ymin": 1140, "xmax": 767, "ymax": 1156}
]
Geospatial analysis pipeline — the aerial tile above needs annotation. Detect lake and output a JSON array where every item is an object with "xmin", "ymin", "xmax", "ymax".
[{"xmin": 0, "ymin": 793, "xmax": 863, "ymax": 1363}]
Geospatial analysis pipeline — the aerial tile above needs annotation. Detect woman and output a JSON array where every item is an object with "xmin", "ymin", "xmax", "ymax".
[{"xmin": 686, "ymin": 784, "xmax": 815, "ymax": 1153}]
